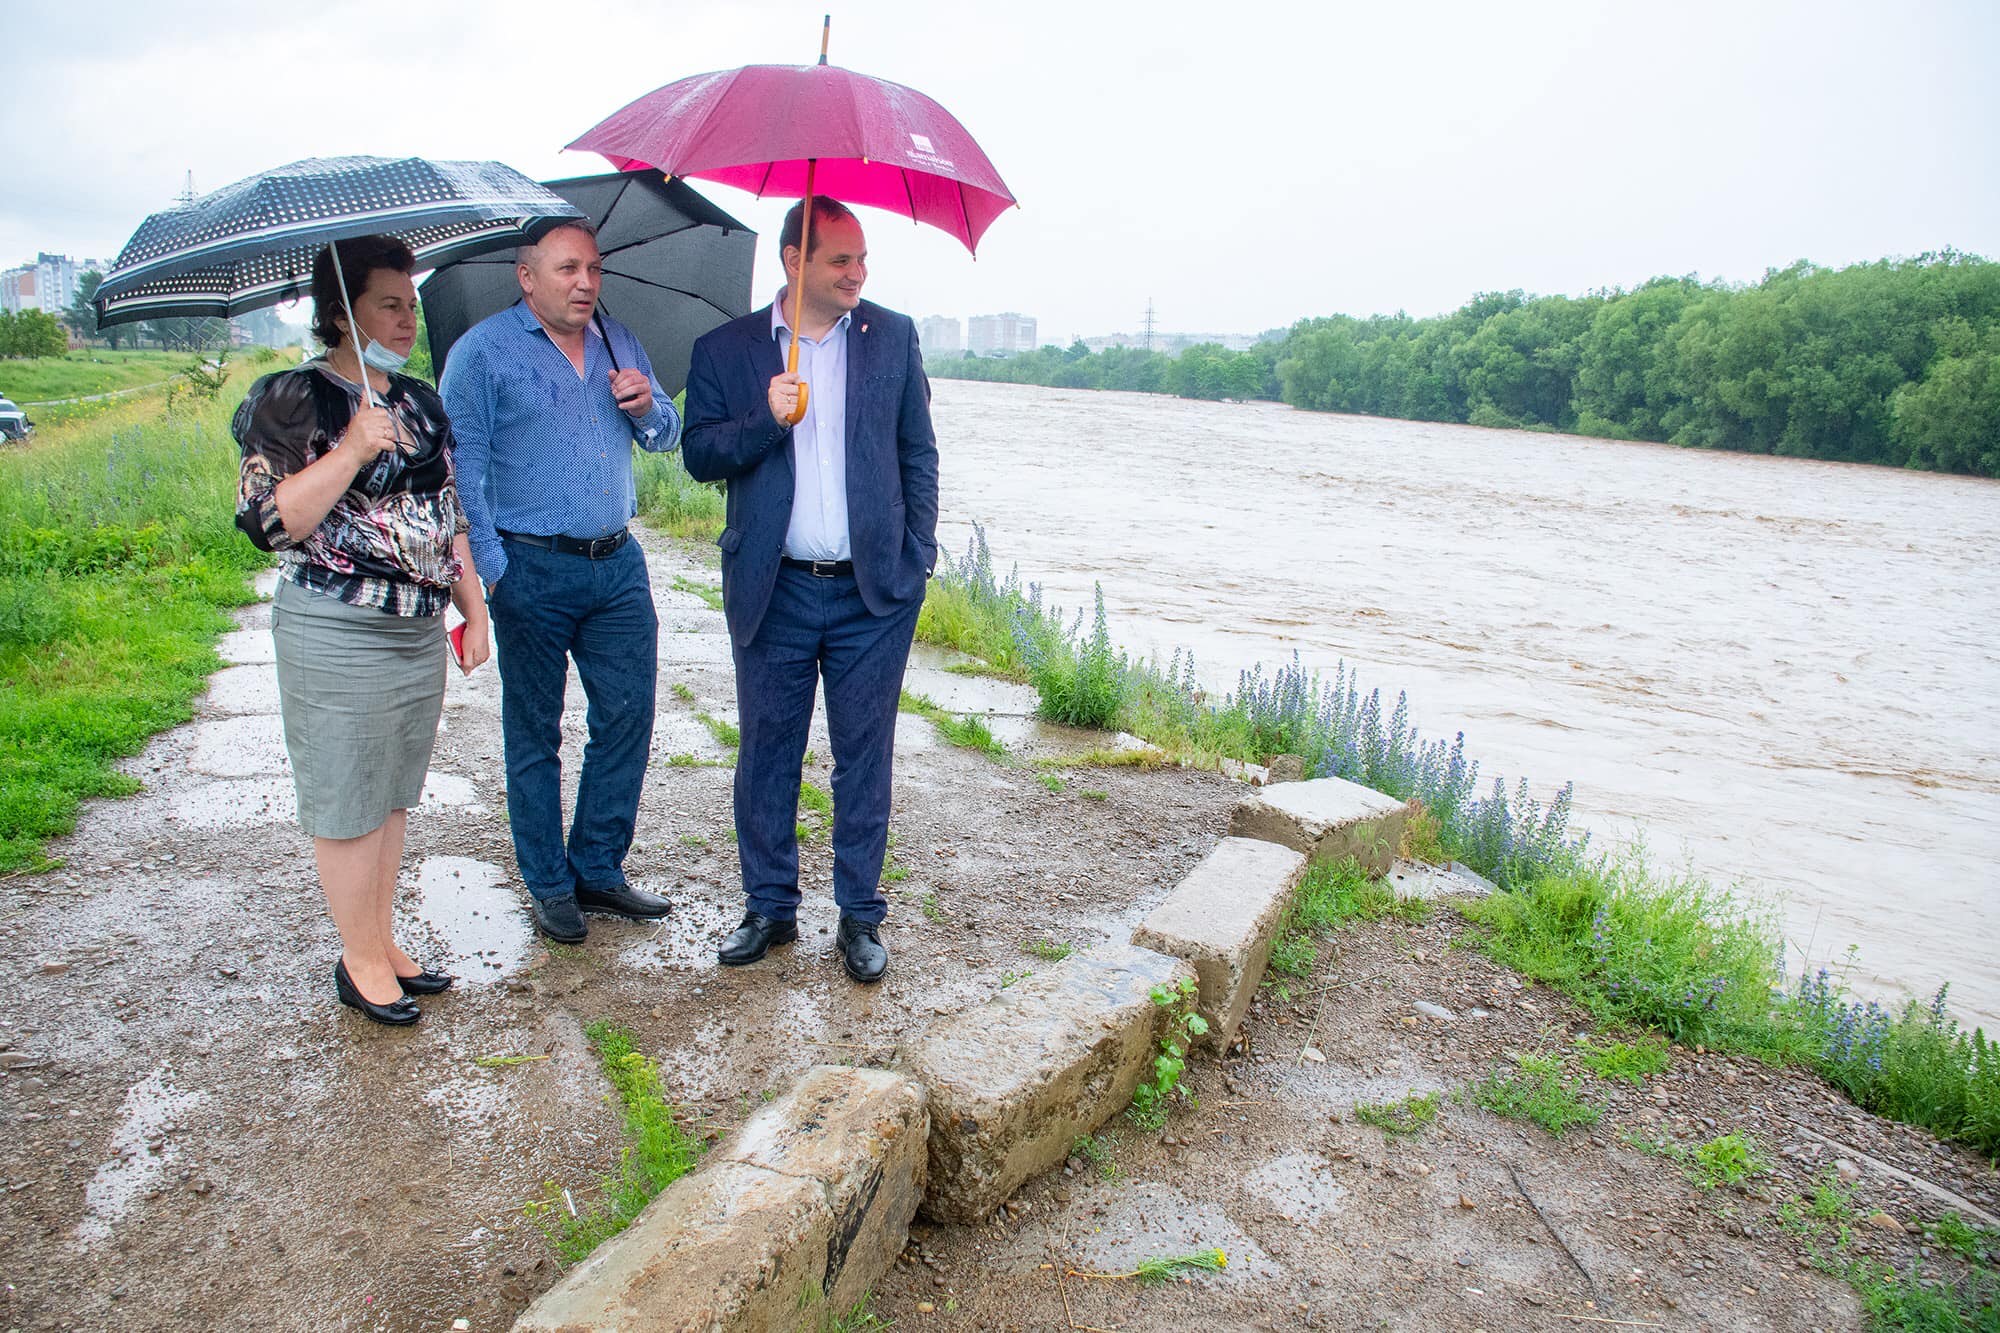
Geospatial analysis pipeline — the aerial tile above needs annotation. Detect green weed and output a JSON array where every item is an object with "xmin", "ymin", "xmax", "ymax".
[
  {"xmin": 920, "ymin": 892, "xmax": 943, "ymax": 923},
  {"xmin": 1468, "ymin": 1053, "xmax": 1603, "ymax": 1137},
  {"xmin": 1573, "ymin": 1032, "xmax": 1671, "ymax": 1084},
  {"xmin": 669, "ymin": 575, "xmax": 724, "ymax": 611},
  {"xmin": 694, "ymin": 711, "xmax": 740, "ymax": 749},
  {"xmin": 1080, "ymin": 788, "xmax": 1108, "ymax": 801},
  {"xmin": 798, "ymin": 780, "xmax": 832, "ymax": 817},
  {"xmin": 1025, "ymin": 938, "xmax": 1073, "ymax": 962},
  {"xmin": 671, "ymin": 682, "xmax": 695, "ymax": 703},
  {"xmin": 1070, "ymin": 1132, "xmax": 1119, "ymax": 1181},
  {"xmin": 1690, "ymin": 1131, "xmax": 1771, "ymax": 1190},
  {"xmin": 1267, "ymin": 931, "xmax": 1316, "ymax": 978},
  {"xmin": 1354, "ymin": 1091, "xmax": 1441, "ymax": 1137},
  {"xmin": 999, "ymin": 969, "xmax": 1032, "ymax": 989},
  {"xmin": 525, "ymin": 1022, "xmax": 703, "ymax": 1262},
  {"xmin": 1038, "ymin": 773, "xmax": 1067, "ymax": 793},
  {"xmin": 1128, "ymin": 977, "xmax": 1207, "ymax": 1130}
]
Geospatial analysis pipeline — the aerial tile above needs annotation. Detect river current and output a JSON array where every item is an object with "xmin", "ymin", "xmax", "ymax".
[{"xmin": 928, "ymin": 379, "xmax": 2000, "ymax": 1029}]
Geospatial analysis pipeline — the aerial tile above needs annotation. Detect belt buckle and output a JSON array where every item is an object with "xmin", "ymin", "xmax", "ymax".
[
  {"xmin": 590, "ymin": 534, "xmax": 618, "ymax": 559},
  {"xmin": 810, "ymin": 559, "xmax": 837, "ymax": 577}
]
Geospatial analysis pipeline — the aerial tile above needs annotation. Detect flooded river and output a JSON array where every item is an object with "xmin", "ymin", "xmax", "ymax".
[{"xmin": 930, "ymin": 379, "xmax": 2000, "ymax": 1028}]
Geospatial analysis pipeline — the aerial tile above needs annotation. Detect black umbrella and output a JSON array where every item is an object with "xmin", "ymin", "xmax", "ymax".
[
  {"xmin": 94, "ymin": 157, "xmax": 584, "ymax": 326},
  {"xmin": 418, "ymin": 171, "xmax": 756, "ymax": 397}
]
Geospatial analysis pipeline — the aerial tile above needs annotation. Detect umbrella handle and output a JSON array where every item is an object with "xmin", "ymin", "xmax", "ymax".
[{"xmin": 783, "ymin": 156, "xmax": 818, "ymax": 427}]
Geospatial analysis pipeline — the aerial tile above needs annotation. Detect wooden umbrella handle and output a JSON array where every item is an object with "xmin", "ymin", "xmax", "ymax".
[{"xmin": 785, "ymin": 158, "xmax": 818, "ymax": 427}]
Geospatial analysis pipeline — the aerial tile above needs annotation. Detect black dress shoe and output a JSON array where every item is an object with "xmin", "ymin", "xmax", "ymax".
[
  {"xmin": 532, "ymin": 893, "xmax": 588, "ymax": 944},
  {"xmin": 717, "ymin": 911, "xmax": 798, "ymax": 966},
  {"xmin": 334, "ymin": 959, "xmax": 420, "ymax": 1026},
  {"xmin": 836, "ymin": 915, "xmax": 888, "ymax": 984},
  {"xmin": 396, "ymin": 969, "xmax": 456, "ymax": 996},
  {"xmin": 575, "ymin": 883, "xmax": 672, "ymax": 920}
]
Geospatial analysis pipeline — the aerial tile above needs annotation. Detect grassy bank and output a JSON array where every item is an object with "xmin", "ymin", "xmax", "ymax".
[
  {"xmin": 631, "ymin": 393, "xmax": 726, "ymax": 542},
  {"xmin": 915, "ymin": 527, "xmax": 1999, "ymax": 1163},
  {"xmin": 0, "ymin": 354, "xmax": 277, "ymax": 873},
  {"xmin": 1, "ymin": 350, "xmax": 191, "ymax": 404}
]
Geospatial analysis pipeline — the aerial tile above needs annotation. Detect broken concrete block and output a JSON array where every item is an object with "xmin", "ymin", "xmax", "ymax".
[
  {"xmin": 514, "ymin": 1161, "xmax": 830, "ymax": 1332},
  {"xmin": 1131, "ymin": 837, "xmax": 1308, "ymax": 1051},
  {"xmin": 1227, "ymin": 775, "xmax": 1409, "ymax": 875},
  {"xmin": 903, "ymin": 942, "xmax": 1194, "ymax": 1224},
  {"xmin": 720, "ymin": 1066, "xmax": 928, "ymax": 1314}
]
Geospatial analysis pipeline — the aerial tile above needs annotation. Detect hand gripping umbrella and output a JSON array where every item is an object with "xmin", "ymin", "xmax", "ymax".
[
  {"xmin": 567, "ymin": 16, "xmax": 1016, "ymax": 423},
  {"xmin": 94, "ymin": 156, "xmax": 585, "ymax": 405}
]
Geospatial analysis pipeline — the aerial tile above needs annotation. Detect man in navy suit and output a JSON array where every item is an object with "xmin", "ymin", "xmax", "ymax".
[{"xmin": 682, "ymin": 197, "xmax": 939, "ymax": 983}]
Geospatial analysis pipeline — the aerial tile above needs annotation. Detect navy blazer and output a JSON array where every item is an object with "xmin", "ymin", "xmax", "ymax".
[{"xmin": 683, "ymin": 300, "xmax": 940, "ymax": 647}]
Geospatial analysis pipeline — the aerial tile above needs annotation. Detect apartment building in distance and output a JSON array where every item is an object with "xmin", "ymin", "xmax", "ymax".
[
  {"xmin": 0, "ymin": 253, "xmax": 106, "ymax": 315},
  {"xmin": 919, "ymin": 314, "xmax": 961, "ymax": 356},
  {"xmin": 967, "ymin": 311, "xmax": 1037, "ymax": 357}
]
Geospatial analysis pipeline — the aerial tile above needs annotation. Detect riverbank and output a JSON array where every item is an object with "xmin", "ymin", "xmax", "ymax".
[
  {"xmin": 0, "ymin": 527, "xmax": 1994, "ymax": 1331},
  {"xmin": 923, "ymin": 378, "xmax": 2000, "ymax": 1032}
]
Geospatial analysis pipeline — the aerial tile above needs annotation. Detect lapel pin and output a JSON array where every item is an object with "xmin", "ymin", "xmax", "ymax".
[{"xmin": 860, "ymin": 323, "xmax": 868, "ymax": 333}]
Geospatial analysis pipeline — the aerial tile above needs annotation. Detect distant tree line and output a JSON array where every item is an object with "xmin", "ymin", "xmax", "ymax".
[{"xmin": 929, "ymin": 252, "xmax": 2000, "ymax": 477}]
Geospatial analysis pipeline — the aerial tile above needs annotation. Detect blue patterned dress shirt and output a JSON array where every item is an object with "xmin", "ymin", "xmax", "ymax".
[{"xmin": 441, "ymin": 300, "xmax": 681, "ymax": 585}]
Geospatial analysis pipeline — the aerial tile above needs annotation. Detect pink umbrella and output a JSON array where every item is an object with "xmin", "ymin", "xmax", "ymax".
[{"xmin": 568, "ymin": 18, "xmax": 1016, "ymax": 421}]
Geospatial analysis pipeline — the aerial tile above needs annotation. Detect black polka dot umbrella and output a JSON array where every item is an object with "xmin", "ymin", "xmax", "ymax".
[{"xmin": 93, "ymin": 156, "xmax": 584, "ymax": 327}]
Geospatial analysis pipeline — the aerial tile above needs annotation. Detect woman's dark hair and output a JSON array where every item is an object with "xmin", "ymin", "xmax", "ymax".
[{"xmin": 310, "ymin": 235, "xmax": 416, "ymax": 348}]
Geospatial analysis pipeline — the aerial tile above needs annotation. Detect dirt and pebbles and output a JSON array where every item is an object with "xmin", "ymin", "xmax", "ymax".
[{"xmin": 1, "ymin": 527, "xmax": 1993, "ymax": 1332}]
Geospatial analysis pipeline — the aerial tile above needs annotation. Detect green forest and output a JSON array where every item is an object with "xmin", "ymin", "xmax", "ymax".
[{"xmin": 931, "ymin": 252, "xmax": 2000, "ymax": 477}]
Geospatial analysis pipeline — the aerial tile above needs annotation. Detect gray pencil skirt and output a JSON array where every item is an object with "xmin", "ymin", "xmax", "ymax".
[{"xmin": 271, "ymin": 578, "xmax": 447, "ymax": 839}]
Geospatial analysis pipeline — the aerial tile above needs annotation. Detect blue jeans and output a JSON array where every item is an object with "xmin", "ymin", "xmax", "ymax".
[
  {"xmin": 489, "ymin": 535, "xmax": 656, "ymax": 901},
  {"xmin": 732, "ymin": 566, "xmax": 920, "ymax": 925}
]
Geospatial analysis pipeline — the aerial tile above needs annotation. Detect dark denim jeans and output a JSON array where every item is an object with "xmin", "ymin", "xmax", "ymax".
[
  {"xmin": 732, "ymin": 566, "xmax": 920, "ymax": 925},
  {"xmin": 489, "ymin": 535, "xmax": 657, "ymax": 901}
]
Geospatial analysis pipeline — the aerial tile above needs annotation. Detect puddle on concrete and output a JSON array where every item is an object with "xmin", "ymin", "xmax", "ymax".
[
  {"xmin": 186, "ymin": 715, "xmax": 289, "ymax": 778},
  {"xmin": 1243, "ymin": 1150, "xmax": 1349, "ymax": 1225},
  {"xmin": 251, "ymin": 568, "xmax": 280, "ymax": 598},
  {"xmin": 76, "ymin": 1064, "xmax": 205, "ymax": 1244},
  {"xmin": 400, "ymin": 857, "xmax": 527, "ymax": 985},
  {"xmin": 1011, "ymin": 1180, "xmax": 1280, "ymax": 1281},
  {"xmin": 616, "ymin": 897, "xmax": 738, "ymax": 971},
  {"xmin": 418, "ymin": 771, "xmax": 486, "ymax": 814},
  {"xmin": 214, "ymin": 626, "xmax": 275, "ymax": 667},
  {"xmin": 166, "ymin": 778, "xmax": 297, "ymax": 830},
  {"xmin": 899, "ymin": 666, "xmax": 1039, "ymax": 717},
  {"xmin": 420, "ymin": 1074, "xmax": 514, "ymax": 1138},
  {"xmin": 202, "ymin": 665, "xmax": 281, "ymax": 716}
]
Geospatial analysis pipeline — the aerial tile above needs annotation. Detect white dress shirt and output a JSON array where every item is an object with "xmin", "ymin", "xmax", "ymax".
[{"xmin": 771, "ymin": 296, "xmax": 852, "ymax": 562}]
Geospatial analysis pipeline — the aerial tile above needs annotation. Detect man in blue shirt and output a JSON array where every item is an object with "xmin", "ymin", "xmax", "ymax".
[
  {"xmin": 684, "ymin": 198, "xmax": 939, "ymax": 983},
  {"xmin": 441, "ymin": 221, "xmax": 682, "ymax": 943}
]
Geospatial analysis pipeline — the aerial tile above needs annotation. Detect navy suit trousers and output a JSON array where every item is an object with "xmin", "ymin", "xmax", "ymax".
[{"xmin": 732, "ymin": 565, "xmax": 919, "ymax": 925}]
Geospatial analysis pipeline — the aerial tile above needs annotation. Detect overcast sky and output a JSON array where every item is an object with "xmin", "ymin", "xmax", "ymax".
[{"xmin": 9, "ymin": 0, "xmax": 1996, "ymax": 342}]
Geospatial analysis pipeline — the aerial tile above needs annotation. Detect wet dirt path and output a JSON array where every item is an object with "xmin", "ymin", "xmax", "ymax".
[{"xmin": 0, "ymin": 529, "xmax": 1237, "ymax": 1331}]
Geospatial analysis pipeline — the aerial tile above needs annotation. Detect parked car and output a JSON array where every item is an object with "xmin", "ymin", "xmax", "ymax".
[{"xmin": 0, "ymin": 397, "xmax": 33, "ymax": 442}]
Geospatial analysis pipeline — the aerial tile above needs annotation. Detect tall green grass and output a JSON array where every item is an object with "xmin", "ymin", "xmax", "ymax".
[
  {"xmin": 0, "ymin": 350, "xmax": 189, "ymax": 404},
  {"xmin": 631, "ymin": 392, "xmax": 726, "ymax": 541},
  {"xmin": 0, "ymin": 358, "xmax": 277, "ymax": 872}
]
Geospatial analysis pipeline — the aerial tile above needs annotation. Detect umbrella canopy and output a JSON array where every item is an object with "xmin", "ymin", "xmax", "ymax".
[
  {"xmin": 94, "ymin": 156, "xmax": 584, "ymax": 326},
  {"xmin": 568, "ymin": 62, "xmax": 1016, "ymax": 254},
  {"xmin": 418, "ymin": 171, "xmax": 756, "ymax": 397}
]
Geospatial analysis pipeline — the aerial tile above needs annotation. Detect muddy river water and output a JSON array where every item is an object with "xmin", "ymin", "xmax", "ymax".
[{"xmin": 929, "ymin": 379, "xmax": 2000, "ymax": 1028}]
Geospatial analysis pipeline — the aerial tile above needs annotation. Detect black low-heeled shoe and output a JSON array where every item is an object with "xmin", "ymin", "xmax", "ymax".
[
  {"xmin": 334, "ymin": 959, "xmax": 421, "ymax": 1026},
  {"xmin": 396, "ymin": 969, "xmax": 456, "ymax": 996}
]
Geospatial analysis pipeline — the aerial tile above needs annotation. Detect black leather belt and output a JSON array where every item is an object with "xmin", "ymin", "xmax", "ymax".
[
  {"xmin": 781, "ymin": 557, "xmax": 854, "ymax": 577},
  {"xmin": 499, "ymin": 528, "xmax": 629, "ymax": 559}
]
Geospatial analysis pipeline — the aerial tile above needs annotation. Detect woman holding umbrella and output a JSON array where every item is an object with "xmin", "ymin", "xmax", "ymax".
[{"xmin": 233, "ymin": 234, "xmax": 490, "ymax": 1026}]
